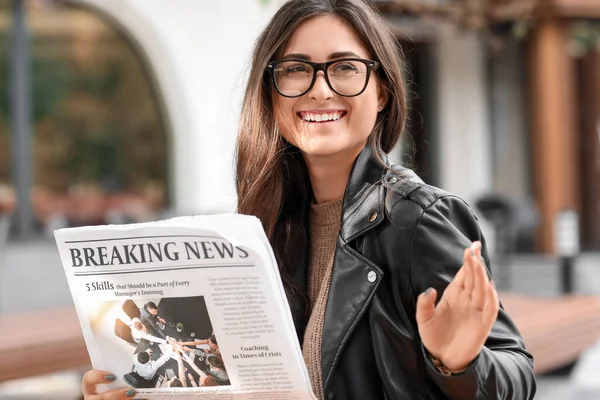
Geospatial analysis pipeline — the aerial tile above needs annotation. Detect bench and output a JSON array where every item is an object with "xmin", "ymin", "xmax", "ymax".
[
  {"xmin": 1, "ymin": 293, "xmax": 599, "ymax": 382},
  {"xmin": 500, "ymin": 293, "xmax": 600, "ymax": 374},
  {"xmin": 0, "ymin": 307, "xmax": 90, "ymax": 383}
]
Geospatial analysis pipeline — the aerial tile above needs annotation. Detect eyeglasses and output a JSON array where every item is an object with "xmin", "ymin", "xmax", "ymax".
[{"xmin": 267, "ymin": 58, "xmax": 379, "ymax": 98}]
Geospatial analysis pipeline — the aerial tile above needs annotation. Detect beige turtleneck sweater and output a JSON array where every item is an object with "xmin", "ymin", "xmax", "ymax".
[{"xmin": 302, "ymin": 197, "xmax": 343, "ymax": 400}]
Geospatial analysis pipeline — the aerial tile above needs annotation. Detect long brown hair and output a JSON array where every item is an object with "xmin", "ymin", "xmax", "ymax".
[{"xmin": 235, "ymin": 0, "xmax": 407, "ymax": 335}]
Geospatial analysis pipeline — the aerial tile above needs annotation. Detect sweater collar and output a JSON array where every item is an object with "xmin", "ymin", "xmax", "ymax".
[{"xmin": 310, "ymin": 198, "xmax": 343, "ymax": 227}]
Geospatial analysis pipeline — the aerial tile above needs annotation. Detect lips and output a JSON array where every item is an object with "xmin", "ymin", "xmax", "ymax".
[{"xmin": 297, "ymin": 110, "xmax": 347, "ymax": 123}]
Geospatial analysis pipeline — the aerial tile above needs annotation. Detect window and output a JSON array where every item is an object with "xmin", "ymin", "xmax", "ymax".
[{"xmin": 0, "ymin": 0, "xmax": 169, "ymax": 235}]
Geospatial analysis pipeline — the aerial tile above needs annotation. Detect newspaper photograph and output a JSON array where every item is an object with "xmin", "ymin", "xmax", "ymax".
[{"xmin": 54, "ymin": 214, "xmax": 316, "ymax": 400}]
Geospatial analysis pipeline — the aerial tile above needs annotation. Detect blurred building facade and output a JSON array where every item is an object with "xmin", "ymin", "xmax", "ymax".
[
  {"xmin": 0, "ymin": 0, "xmax": 283, "ymax": 234},
  {"xmin": 378, "ymin": 0, "xmax": 600, "ymax": 254},
  {"xmin": 526, "ymin": 1, "xmax": 600, "ymax": 254},
  {"xmin": 1, "ymin": 0, "xmax": 600, "ymax": 255}
]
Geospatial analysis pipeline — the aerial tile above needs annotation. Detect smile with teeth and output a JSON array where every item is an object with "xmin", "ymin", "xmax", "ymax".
[{"xmin": 299, "ymin": 111, "xmax": 346, "ymax": 123}]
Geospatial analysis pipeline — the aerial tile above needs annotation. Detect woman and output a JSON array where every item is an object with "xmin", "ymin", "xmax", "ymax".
[{"xmin": 81, "ymin": 0, "xmax": 536, "ymax": 399}]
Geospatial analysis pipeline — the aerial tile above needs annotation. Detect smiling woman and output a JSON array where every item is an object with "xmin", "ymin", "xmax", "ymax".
[
  {"xmin": 234, "ymin": 1, "xmax": 535, "ymax": 399},
  {"xmin": 270, "ymin": 15, "xmax": 388, "ymax": 203},
  {"xmin": 81, "ymin": 1, "xmax": 536, "ymax": 399}
]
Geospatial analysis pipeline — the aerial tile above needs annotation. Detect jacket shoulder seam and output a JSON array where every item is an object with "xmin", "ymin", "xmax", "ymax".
[{"xmin": 386, "ymin": 185, "xmax": 455, "ymax": 213}]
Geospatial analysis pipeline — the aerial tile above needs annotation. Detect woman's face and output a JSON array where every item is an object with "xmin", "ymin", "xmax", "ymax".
[{"xmin": 274, "ymin": 15, "xmax": 385, "ymax": 159}]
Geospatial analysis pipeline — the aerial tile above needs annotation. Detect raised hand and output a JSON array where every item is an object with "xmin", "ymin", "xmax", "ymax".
[{"xmin": 416, "ymin": 241, "xmax": 500, "ymax": 372}]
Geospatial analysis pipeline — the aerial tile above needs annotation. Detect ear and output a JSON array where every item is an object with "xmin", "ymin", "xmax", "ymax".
[{"xmin": 377, "ymin": 82, "xmax": 389, "ymax": 112}]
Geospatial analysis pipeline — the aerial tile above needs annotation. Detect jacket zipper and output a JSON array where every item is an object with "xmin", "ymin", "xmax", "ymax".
[{"xmin": 383, "ymin": 388, "xmax": 388, "ymax": 400}]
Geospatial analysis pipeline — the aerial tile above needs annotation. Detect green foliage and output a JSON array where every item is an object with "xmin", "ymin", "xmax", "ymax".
[{"xmin": 570, "ymin": 21, "xmax": 600, "ymax": 58}]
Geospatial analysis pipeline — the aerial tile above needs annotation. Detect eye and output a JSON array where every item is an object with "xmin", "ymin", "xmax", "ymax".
[
  {"xmin": 289, "ymin": 64, "xmax": 310, "ymax": 73},
  {"xmin": 276, "ymin": 62, "xmax": 311, "ymax": 75},
  {"xmin": 331, "ymin": 61, "xmax": 360, "ymax": 73}
]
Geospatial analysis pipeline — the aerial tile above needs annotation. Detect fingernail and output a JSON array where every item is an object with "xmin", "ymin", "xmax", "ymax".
[
  {"xmin": 425, "ymin": 287, "xmax": 433, "ymax": 295},
  {"xmin": 105, "ymin": 374, "xmax": 116, "ymax": 382},
  {"xmin": 125, "ymin": 389, "xmax": 136, "ymax": 397}
]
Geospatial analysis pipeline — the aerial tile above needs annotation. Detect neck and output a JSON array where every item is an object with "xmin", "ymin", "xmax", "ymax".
[{"xmin": 304, "ymin": 146, "xmax": 364, "ymax": 204}]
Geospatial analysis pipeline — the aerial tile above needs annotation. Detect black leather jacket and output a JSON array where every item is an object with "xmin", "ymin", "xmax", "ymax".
[{"xmin": 295, "ymin": 146, "xmax": 536, "ymax": 400}]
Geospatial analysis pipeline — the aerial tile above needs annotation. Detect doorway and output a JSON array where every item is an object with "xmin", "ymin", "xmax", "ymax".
[
  {"xmin": 397, "ymin": 39, "xmax": 438, "ymax": 186},
  {"xmin": 577, "ymin": 48, "xmax": 600, "ymax": 250}
]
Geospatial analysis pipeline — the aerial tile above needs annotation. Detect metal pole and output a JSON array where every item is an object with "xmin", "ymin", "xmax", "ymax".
[
  {"xmin": 561, "ymin": 256, "xmax": 574, "ymax": 294},
  {"xmin": 9, "ymin": 0, "xmax": 34, "ymax": 239}
]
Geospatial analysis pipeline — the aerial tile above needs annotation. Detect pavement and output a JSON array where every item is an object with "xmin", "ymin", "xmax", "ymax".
[{"xmin": 1, "ymin": 237, "xmax": 599, "ymax": 399}]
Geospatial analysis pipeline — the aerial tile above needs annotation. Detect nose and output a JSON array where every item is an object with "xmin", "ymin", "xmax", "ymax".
[{"xmin": 308, "ymin": 71, "xmax": 333, "ymax": 101}]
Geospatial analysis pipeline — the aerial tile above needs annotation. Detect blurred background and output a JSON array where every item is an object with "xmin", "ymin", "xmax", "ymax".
[{"xmin": 0, "ymin": 0, "xmax": 600, "ymax": 398}]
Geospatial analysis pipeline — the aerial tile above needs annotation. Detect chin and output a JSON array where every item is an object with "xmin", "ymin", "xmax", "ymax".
[
  {"xmin": 297, "ymin": 138, "xmax": 365, "ymax": 159},
  {"xmin": 301, "ymin": 146, "xmax": 344, "ymax": 157}
]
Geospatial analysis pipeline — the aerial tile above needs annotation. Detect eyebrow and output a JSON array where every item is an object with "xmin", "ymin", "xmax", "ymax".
[{"xmin": 281, "ymin": 51, "xmax": 363, "ymax": 60}]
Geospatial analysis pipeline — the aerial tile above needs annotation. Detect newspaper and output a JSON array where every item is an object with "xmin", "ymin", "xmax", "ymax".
[{"xmin": 54, "ymin": 214, "xmax": 316, "ymax": 399}]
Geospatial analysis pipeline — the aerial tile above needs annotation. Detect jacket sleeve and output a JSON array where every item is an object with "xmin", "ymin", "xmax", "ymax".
[{"xmin": 410, "ymin": 195, "xmax": 536, "ymax": 400}]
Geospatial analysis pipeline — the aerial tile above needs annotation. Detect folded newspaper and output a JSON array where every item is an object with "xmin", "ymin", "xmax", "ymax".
[{"xmin": 54, "ymin": 214, "xmax": 316, "ymax": 399}]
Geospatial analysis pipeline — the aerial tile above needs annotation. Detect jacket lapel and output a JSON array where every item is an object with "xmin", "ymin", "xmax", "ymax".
[{"xmin": 321, "ymin": 146, "xmax": 386, "ymax": 389}]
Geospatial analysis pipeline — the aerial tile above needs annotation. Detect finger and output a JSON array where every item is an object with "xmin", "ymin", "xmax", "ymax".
[
  {"xmin": 443, "ymin": 251, "xmax": 469, "ymax": 300},
  {"xmin": 86, "ymin": 388, "xmax": 137, "ymax": 400},
  {"xmin": 452, "ymin": 248, "xmax": 470, "ymax": 288},
  {"xmin": 462, "ymin": 245, "xmax": 475, "ymax": 295},
  {"xmin": 416, "ymin": 288, "xmax": 438, "ymax": 327},
  {"xmin": 471, "ymin": 242, "xmax": 487, "ymax": 310},
  {"xmin": 475, "ymin": 244, "xmax": 491, "ymax": 280},
  {"xmin": 82, "ymin": 370, "xmax": 116, "ymax": 396},
  {"xmin": 482, "ymin": 282, "xmax": 500, "ymax": 328}
]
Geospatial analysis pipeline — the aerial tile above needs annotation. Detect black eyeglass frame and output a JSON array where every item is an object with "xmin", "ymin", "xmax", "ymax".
[{"xmin": 267, "ymin": 58, "xmax": 379, "ymax": 98}]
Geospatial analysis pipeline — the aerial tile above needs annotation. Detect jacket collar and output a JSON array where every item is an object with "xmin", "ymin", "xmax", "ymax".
[{"xmin": 340, "ymin": 144, "xmax": 386, "ymax": 243}]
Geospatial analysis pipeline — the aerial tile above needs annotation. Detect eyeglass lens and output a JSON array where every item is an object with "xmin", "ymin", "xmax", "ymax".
[{"xmin": 273, "ymin": 60, "xmax": 369, "ymax": 97}]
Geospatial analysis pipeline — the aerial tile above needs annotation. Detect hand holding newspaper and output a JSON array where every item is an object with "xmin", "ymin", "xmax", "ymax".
[{"xmin": 55, "ymin": 214, "xmax": 316, "ymax": 399}]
